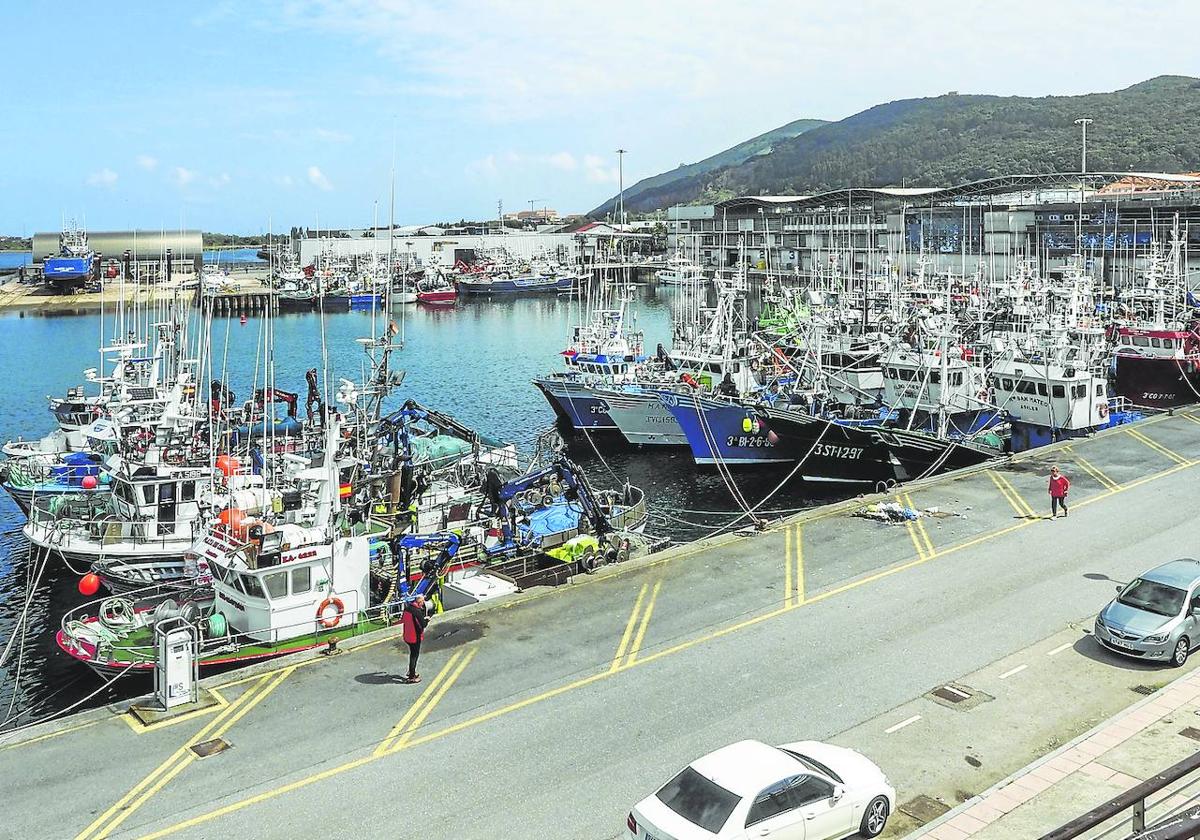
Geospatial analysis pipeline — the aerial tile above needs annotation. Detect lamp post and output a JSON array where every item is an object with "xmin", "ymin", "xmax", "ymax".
[
  {"xmin": 1074, "ymin": 118, "xmax": 1093, "ymax": 174},
  {"xmin": 616, "ymin": 148, "xmax": 627, "ymax": 228}
]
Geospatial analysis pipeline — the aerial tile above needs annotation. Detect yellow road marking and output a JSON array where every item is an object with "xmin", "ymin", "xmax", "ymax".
[
  {"xmin": 898, "ymin": 496, "xmax": 928, "ymax": 560},
  {"xmin": 213, "ymin": 630, "xmax": 403, "ymax": 691},
  {"xmin": 136, "ymin": 457, "xmax": 1200, "ymax": 840},
  {"xmin": 108, "ymin": 667, "xmax": 295, "ymax": 838},
  {"xmin": 988, "ymin": 471, "xmax": 1036, "ymax": 519},
  {"xmin": 904, "ymin": 494, "xmax": 936, "ymax": 558},
  {"xmin": 388, "ymin": 648, "xmax": 477, "ymax": 754},
  {"xmin": 374, "ymin": 651, "xmax": 464, "ymax": 757},
  {"xmin": 784, "ymin": 527, "xmax": 794, "ymax": 608},
  {"xmin": 1125, "ymin": 427, "xmax": 1189, "ymax": 465},
  {"xmin": 121, "ymin": 688, "xmax": 229, "ymax": 735},
  {"xmin": 1180, "ymin": 412, "xmax": 1200, "ymax": 427},
  {"xmin": 609, "ymin": 583, "xmax": 649, "ymax": 673},
  {"xmin": 78, "ymin": 669, "xmax": 291, "ymax": 840},
  {"xmin": 627, "ymin": 582, "xmax": 662, "ymax": 665},
  {"xmin": 1070, "ymin": 451, "xmax": 1119, "ymax": 491},
  {"xmin": 793, "ymin": 524, "xmax": 806, "ymax": 605}
]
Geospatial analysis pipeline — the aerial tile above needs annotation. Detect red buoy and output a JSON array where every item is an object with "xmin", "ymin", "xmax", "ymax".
[
  {"xmin": 81, "ymin": 475, "xmax": 98, "ymax": 490},
  {"xmin": 79, "ymin": 573, "xmax": 101, "ymax": 596}
]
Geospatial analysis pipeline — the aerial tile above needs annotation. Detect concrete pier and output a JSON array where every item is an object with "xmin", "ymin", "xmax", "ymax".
[{"xmin": 3, "ymin": 409, "xmax": 1200, "ymax": 839}]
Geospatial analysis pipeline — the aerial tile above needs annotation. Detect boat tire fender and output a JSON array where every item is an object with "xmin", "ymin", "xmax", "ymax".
[{"xmin": 317, "ymin": 597, "xmax": 345, "ymax": 628}]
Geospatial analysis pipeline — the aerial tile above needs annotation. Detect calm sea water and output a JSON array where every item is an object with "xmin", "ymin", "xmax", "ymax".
[{"xmin": 0, "ymin": 286, "xmax": 835, "ymax": 728}]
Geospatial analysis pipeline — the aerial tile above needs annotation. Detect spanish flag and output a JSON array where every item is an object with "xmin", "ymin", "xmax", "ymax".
[{"xmin": 339, "ymin": 482, "xmax": 352, "ymax": 499}]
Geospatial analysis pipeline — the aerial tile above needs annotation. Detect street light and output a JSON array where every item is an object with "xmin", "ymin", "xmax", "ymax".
[{"xmin": 1074, "ymin": 118, "xmax": 1093, "ymax": 174}]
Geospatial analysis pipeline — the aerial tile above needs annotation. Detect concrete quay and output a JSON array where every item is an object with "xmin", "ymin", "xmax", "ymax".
[
  {"xmin": 0, "ymin": 271, "xmax": 273, "ymax": 315},
  {"xmin": 3, "ymin": 408, "xmax": 1200, "ymax": 839}
]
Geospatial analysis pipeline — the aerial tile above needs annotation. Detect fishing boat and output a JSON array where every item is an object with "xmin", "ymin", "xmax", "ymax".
[
  {"xmin": 0, "ymin": 451, "xmax": 107, "ymax": 514},
  {"xmin": 416, "ymin": 275, "xmax": 458, "ymax": 305},
  {"xmin": 42, "ymin": 222, "xmax": 95, "ymax": 290},
  {"xmin": 655, "ymin": 252, "xmax": 704, "ymax": 286}
]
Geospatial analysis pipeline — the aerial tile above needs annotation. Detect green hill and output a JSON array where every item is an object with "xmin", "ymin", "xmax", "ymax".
[
  {"xmin": 590, "ymin": 118, "xmax": 826, "ymax": 216},
  {"xmin": 598, "ymin": 76, "xmax": 1200, "ymax": 214}
]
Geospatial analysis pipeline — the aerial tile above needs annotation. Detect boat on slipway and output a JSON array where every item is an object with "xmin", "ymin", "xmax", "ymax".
[{"xmin": 42, "ymin": 221, "xmax": 96, "ymax": 289}]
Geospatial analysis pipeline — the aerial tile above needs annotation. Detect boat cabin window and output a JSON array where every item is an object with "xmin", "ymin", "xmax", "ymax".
[
  {"xmin": 180, "ymin": 481, "xmax": 196, "ymax": 502},
  {"xmin": 1072, "ymin": 384, "xmax": 1086, "ymax": 399},
  {"xmin": 950, "ymin": 371, "xmax": 963, "ymax": 386},
  {"xmin": 1096, "ymin": 383, "xmax": 1106, "ymax": 397},
  {"xmin": 1133, "ymin": 336, "xmax": 1150, "ymax": 347},
  {"xmin": 1037, "ymin": 383, "xmax": 1048, "ymax": 397},
  {"xmin": 291, "ymin": 566, "xmax": 311, "ymax": 595},
  {"xmin": 1151, "ymin": 338, "xmax": 1162, "ymax": 348},
  {"xmin": 1002, "ymin": 378, "xmax": 1014, "ymax": 391},
  {"xmin": 1163, "ymin": 338, "xmax": 1175, "ymax": 349},
  {"xmin": 264, "ymin": 571, "xmax": 288, "ymax": 599},
  {"xmin": 1016, "ymin": 380, "xmax": 1037, "ymax": 395},
  {"xmin": 142, "ymin": 484, "xmax": 157, "ymax": 504},
  {"xmin": 1052, "ymin": 385, "xmax": 1066, "ymax": 398},
  {"xmin": 928, "ymin": 372, "xmax": 941, "ymax": 385},
  {"xmin": 234, "ymin": 571, "xmax": 266, "ymax": 599}
]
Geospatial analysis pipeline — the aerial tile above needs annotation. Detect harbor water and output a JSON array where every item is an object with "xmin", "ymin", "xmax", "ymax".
[{"xmin": 0, "ymin": 284, "xmax": 837, "ymax": 728}]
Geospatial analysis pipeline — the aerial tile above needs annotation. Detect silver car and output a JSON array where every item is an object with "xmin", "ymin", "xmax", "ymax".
[{"xmin": 1095, "ymin": 559, "xmax": 1200, "ymax": 667}]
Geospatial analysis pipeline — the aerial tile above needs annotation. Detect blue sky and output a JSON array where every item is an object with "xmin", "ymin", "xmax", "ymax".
[{"xmin": 4, "ymin": 0, "xmax": 1200, "ymax": 234}]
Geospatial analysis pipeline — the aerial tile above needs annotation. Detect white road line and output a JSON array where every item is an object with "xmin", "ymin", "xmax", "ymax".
[
  {"xmin": 940, "ymin": 685, "xmax": 971, "ymax": 699},
  {"xmin": 1047, "ymin": 642, "xmax": 1073, "ymax": 657},
  {"xmin": 885, "ymin": 715, "xmax": 921, "ymax": 734},
  {"xmin": 999, "ymin": 664, "xmax": 1028, "ymax": 679}
]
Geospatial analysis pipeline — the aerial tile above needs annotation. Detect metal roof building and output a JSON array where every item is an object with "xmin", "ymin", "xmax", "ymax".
[{"xmin": 31, "ymin": 230, "xmax": 204, "ymax": 265}]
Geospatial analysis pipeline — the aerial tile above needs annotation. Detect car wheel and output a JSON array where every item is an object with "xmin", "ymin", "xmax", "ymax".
[
  {"xmin": 1172, "ymin": 636, "xmax": 1190, "ymax": 668},
  {"xmin": 860, "ymin": 795, "xmax": 889, "ymax": 838}
]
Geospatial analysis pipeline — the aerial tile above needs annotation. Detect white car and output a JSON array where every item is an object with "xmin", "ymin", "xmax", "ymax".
[{"xmin": 627, "ymin": 740, "xmax": 895, "ymax": 840}]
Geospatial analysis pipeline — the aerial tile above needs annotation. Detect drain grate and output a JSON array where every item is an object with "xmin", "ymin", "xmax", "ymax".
[
  {"xmin": 1180, "ymin": 727, "xmax": 1200, "ymax": 742},
  {"xmin": 899, "ymin": 795, "xmax": 951, "ymax": 824},
  {"xmin": 932, "ymin": 685, "xmax": 972, "ymax": 704},
  {"xmin": 1132, "ymin": 685, "xmax": 1156, "ymax": 696},
  {"xmin": 191, "ymin": 738, "xmax": 230, "ymax": 758}
]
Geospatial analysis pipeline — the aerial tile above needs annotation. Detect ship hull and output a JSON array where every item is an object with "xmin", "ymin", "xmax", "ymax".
[{"xmin": 1113, "ymin": 355, "xmax": 1200, "ymax": 408}]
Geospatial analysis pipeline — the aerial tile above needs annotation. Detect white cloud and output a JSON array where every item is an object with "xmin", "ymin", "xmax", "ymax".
[
  {"xmin": 86, "ymin": 168, "xmax": 118, "ymax": 188},
  {"xmin": 136, "ymin": 155, "xmax": 158, "ymax": 171},
  {"xmin": 313, "ymin": 128, "xmax": 353, "ymax": 143},
  {"xmin": 307, "ymin": 165, "xmax": 333, "ymax": 191},
  {"xmin": 174, "ymin": 167, "xmax": 197, "ymax": 187},
  {"xmin": 210, "ymin": 172, "xmax": 231, "ymax": 187},
  {"xmin": 583, "ymin": 155, "xmax": 619, "ymax": 184},
  {"xmin": 547, "ymin": 151, "xmax": 577, "ymax": 171},
  {"xmin": 465, "ymin": 154, "xmax": 499, "ymax": 178}
]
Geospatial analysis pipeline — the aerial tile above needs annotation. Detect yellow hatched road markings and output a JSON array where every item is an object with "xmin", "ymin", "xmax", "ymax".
[
  {"xmin": 121, "ymin": 689, "xmax": 229, "ymax": 734},
  {"xmin": 1180, "ymin": 412, "xmax": 1200, "ymax": 427},
  {"xmin": 1065, "ymin": 446, "xmax": 1120, "ymax": 492},
  {"xmin": 903, "ymin": 494, "xmax": 935, "ymax": 559},
  {"xmin": 988, "ymin": 471, "xmax": 1037, "ymax": 519},
  {"xmin": 384, "ymin": 648, "xmax": 477, "ymax": 755},
  {"xmin": 374, "ymin": 650, "xmax": 465, "ymax": 756},
  {"xmin": 78, "ymin": 666, "xmax": 294, "ymax": 840},
  {"xmin": 135, "ymin": 455, "xmax": 1200, "ymax": 840},
  {"xmin": 784, "ymin": 527, "xmax": 794, "ymax": 607},
  {"xmin": 609, "ymin": 583, "xmax": 649, "ymax": 672},
  {"xmin": 1125, "ymin": 427, "xmax": 1189, "ymax": 465},
  {"xmin": 792, "ymin": 523, "xmax": 806, "ymax": 605},
  {"xmin": 627, "ymin": 581, "xmax": 662, "ymax": 666}
]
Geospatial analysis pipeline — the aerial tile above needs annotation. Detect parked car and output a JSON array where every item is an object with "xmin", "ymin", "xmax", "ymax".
[
  {"xmin": 626, "ymin": 739, "xmax": 894, "ymax": 840},
  {"xmin": 1094, "ymin": 558, "xmax": 1200, "ymax": 666}
]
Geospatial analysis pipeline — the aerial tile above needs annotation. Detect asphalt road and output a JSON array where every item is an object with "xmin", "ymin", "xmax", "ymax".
[{"xmin": 4, "ymin": 411, "xmax": 1199, "ymax": 840}]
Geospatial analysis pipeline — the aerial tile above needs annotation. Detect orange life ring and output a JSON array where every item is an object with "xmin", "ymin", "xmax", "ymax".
[
  {"xmin": 1097, "ymin": 402, "xmax": 1110, "ymax": 419},
  {"xmin": 317, "ymin": 597, "xmax": 345, "ymax": 628}
]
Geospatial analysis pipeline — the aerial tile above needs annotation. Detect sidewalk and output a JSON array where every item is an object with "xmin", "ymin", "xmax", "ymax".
[{"xmin": 911, "ymin": 667, "xmax": 1200, "ymax": 839}]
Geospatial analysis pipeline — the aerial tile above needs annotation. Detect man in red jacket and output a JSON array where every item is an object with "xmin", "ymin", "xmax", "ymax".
[
  {"xmin": 400, "ymin": 595, "xmax": 428, "ymax": 684},
  {"xmin": 1049, "ymin": 465, "xmax": 1070, "ymax": 519}
]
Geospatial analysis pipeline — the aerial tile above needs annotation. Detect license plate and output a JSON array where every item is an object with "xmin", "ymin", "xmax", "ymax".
[{"xmin": 1107, "ymin": 637, "xmax": 1136, "ymax": 650}]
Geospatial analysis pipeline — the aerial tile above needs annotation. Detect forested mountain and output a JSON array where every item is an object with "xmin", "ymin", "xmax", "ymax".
[
  {"xmin": 591, "ymin": 118, "xmax": 826, "ymax": 215},
  {"xmin": 594, "ymin": 76, "xmax": 1200, "ymax": 215}
]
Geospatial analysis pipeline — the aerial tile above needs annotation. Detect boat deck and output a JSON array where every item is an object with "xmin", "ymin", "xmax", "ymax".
[{"xmin": 5, "ymin": 407, "xmax": 1200, "ymax": 839}]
